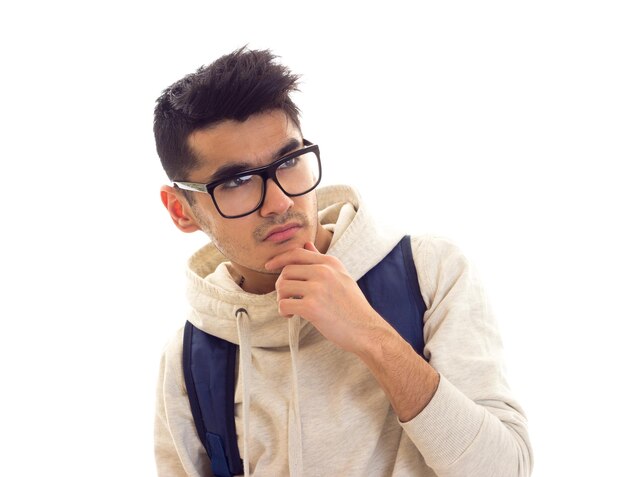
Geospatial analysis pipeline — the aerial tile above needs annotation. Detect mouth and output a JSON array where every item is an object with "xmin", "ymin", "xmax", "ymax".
[{"xmin": 263, "ymin": 223, "xmax": 303, "ymax": 243}]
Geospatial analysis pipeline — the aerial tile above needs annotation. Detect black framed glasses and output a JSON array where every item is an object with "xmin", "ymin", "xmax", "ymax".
[{"xmin": 173, "ymin": 140, "xmax": 322, "ymax": 219}]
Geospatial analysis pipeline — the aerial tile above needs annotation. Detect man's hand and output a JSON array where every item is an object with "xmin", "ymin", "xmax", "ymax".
[
  {"xmin": 266, "ymin": 241, "xmax": 440, "ymax": 420},
  {"xmin": 265, "ymin": 242, "xmax": 393, "ymax": 354}
]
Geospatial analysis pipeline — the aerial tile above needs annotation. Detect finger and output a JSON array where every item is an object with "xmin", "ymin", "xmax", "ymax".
[
  {"xmin": 277, "ymin": 295, "xmax": 310, "ymax": 319},
  {"xmin": 276, "ymin": 276, "xmax": 322, "ymax": 300},
  {"xmin": 265, "ymin": 246, "xmax": 325, "ymax": 271},
  {"xmin": 275, "ymin": 279, "xmax": 307, "ymax": 301},
  {"xmin": 278, "ymin": 264, "xmax": 322, "ymax": 281}
]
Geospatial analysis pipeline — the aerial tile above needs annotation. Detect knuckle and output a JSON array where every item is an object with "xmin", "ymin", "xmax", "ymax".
[
  {"xmin": 318, "ymin": 264, "xmax": 333, "ymax": 279},
  {"xmin": 306, "ymin": 299, "xmax": 322, "ymax": 319},
  {"xmin": 311, "ymin": 281, "xmax": 324, "ymax": 296},
  {"xmin": 279, "ymin": 265, "xmax": 294, "ymax": 280},
  {"xmin": 327, "ymin": 255, "xmax": 342, "ymax": 267}
]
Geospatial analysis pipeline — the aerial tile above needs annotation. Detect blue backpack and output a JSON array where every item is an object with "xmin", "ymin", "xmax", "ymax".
[{"xmin": 182, "ymin": 235, "xmax": 426, "ymax": 477}]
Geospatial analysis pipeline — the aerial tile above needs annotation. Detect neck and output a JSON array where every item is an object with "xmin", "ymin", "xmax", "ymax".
[{"xmin": 237, "ymin": 269, "xmax": 281, "ymax": 295}]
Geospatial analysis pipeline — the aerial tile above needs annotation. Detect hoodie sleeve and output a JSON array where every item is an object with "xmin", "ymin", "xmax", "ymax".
[
  {"xmin": 154, "ymin": 328, "xmax": 214, "ymax": 477},
  {"xmin": 399, "ymin": 236, "xmax": 533, "ymax": 477}
]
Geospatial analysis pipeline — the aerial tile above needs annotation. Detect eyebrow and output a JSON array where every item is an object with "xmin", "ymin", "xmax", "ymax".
[{"xmin": 206, "ymin": 138, "xmax": 302, "ymax": 184}]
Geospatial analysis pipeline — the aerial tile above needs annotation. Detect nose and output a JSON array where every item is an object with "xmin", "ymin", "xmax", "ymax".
[{"xmin": 259, "ymin": 179, "xmax": 294, "ymax": 217}]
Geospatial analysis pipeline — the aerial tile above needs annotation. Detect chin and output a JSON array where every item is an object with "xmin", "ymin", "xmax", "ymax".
[
  {"xmin": 259, "ymin": 239, "xmax": 303, "ymax": 264},
  {"xmin": 270, "ymin": 238, "xmax": 306, "ymax": 251}
]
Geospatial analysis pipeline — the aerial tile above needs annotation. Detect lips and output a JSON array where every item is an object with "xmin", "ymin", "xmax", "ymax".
[{"xmin": 263, "ymin": 223, "xmax": 302, "ymax": 242}]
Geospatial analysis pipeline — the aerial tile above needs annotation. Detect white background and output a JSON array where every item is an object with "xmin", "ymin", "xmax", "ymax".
[{"xmin": 1, "ymin": 1, "xmax": 624, "ymax": 475}]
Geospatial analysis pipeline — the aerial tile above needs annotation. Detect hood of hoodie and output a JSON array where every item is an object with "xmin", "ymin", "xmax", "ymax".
[{"xmin": 185, "ymin": 185, "xmax": 404, "ymax": 347}]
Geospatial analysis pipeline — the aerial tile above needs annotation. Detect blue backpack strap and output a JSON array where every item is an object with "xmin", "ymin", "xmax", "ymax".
[
  {"xmin": 357, "ymin": 235, "xmax": 426, "ymax": 357},
  {"xmin": 182, "ymin": 321, "xmax": 243, "ymax": 477},
  {"xmin": 183, "ymin": 235, "xmax": 426, "ymax": 472}
]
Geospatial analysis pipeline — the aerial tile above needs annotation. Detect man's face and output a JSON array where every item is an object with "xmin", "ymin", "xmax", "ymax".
[{"xmin": 184, "ymin": 109, "xmax": 321, "ymax": 275}]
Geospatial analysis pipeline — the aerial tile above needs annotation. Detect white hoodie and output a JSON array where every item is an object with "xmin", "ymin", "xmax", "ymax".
[{"xmin": 154, "ymin": 185, "xmax": 533, "ymax": 477}]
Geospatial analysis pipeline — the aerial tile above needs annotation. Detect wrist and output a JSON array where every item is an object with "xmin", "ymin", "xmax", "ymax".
[{"xmin": 355, "ymin": 315, "xmax": 404, "ymax": 368}]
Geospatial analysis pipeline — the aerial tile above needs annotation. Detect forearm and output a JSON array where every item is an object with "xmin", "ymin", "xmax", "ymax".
[
  {"xmin": 358, "ymin": 320, "xmax": 531, "ymax": 476},
  {"xmin": 398, "ymin": 235, "xmax": 533, "ymax": 476},
  {"xmin": 356, "ymin": 316, "xmax": 440, "ymax": 422}
]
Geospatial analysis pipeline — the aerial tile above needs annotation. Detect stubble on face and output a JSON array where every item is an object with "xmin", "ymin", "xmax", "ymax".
[
  {"xmin": 183, "ymin": 110, "xmax": 325, "ymax": 286},
  {"xmin": 251, "ymin": 210, "xmax": 311, "ymax": 242},
  {"xmin": 191, "ymin": 200, "xmax": 317, "ymax": 273}
]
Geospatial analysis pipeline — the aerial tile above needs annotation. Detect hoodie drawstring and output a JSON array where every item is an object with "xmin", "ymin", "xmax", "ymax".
[
  {"xmin": 235, "ymin": 308, "xmax": 252, "ymax": 477},
  {"xmin": 288, "ymin": 315, "xmax": 304, "ymax": 476},
  {"xmin": 235, "ymin": 308, "xmax": 304, "ymax": 477}
]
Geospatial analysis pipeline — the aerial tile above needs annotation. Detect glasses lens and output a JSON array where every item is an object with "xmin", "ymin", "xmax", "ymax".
[
  {"xmin": 275, "ymin": 150, "xmax": 321, "ymax": 195},
  {"xmin": 213, "ymin": 174, "xmax": 264, "ymax": 218},
  {"xmin": 211, "ymin": 147, "xmax": 321, "ymax": 218}
]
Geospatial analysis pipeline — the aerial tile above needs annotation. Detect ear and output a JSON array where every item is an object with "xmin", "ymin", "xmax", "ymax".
[{"xmin": 160, "ymin": 185, "xmax": 201, "ymax": 233}]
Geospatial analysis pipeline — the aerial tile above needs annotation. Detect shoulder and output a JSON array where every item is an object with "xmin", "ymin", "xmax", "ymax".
[
  {"xmin": 157, "ymin": 327, "xmax": 186, "ymax": 395},
  {"xmin": 162, "ymin": 326, "xmax": 185, "ymax": 361},
  {"xmin": 408, "ymin": 235, "xmax": 476, "ymax": 309},
  {"xmin": 409, "ymin": 234, "xmax": 467, "ymax": 262},
  {"xmin": 409, "ymin": 234, "xmax": 471, "ymax": 276}
]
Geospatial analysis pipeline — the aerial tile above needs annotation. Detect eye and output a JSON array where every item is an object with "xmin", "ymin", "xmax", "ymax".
[
  {"xmin": 278, "ymin": 157, "xmax": 300, "ymax": 170},
  {"xmin": 221, "ymin": 174, "xmax": 254, "ymax": 189}
]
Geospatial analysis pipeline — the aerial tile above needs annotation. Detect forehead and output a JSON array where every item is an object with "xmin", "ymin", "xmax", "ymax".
[{"xmin": 187, "ymin": 110, "xmax": 302, "ymax": 178}]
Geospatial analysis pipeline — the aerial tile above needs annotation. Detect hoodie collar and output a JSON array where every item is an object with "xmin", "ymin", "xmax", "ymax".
[{"xmin": 184, "ymin": 185, "xmax": 404, "ymax": 346}]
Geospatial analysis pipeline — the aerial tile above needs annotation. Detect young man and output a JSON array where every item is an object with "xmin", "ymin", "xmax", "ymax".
[{"xmin": 153, "ymin": 47, "xmax": 532, "ymax": 476}]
